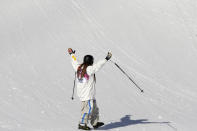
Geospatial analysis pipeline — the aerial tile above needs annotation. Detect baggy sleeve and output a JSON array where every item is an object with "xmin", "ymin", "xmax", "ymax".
[
  {"xmin": 71, "ymin": 54, "xmax": 79, "ymax": 72},
  {"xmin": 86, "ymin": 59, "xmax": 107, "ymax": 75}
]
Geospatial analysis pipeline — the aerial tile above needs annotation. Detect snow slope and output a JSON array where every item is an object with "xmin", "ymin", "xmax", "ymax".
[{"xmin": 0, "ymin": 0, "xmax": 197, "ymax": 131}]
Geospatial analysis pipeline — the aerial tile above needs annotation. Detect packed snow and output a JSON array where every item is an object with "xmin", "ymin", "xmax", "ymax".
[{"xmin": 0, "ymin": 0, "xmax": 197, "ymax": 131}]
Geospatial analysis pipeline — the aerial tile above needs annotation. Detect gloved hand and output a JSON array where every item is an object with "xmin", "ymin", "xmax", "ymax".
[
  {"xmin": 105, "ymin": 52, "xmax": 112, "ymax": 61},
  {"xmin": 68, "ymin": 48, "xmax": 75, "ymax": 55}
]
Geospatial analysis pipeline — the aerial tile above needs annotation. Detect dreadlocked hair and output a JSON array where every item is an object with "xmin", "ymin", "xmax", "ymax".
[
  {"xmin": 77, "ymin": 63, "xmax": 96, "ymax": 83},
  {"xmin": 77, "ymin": 63, "xmax": 88, "ymax": 79}
]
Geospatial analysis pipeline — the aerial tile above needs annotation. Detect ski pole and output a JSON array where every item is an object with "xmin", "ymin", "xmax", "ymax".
[
  {"xmin": 71, "ymin": 72, "xmax": 77, "ymax": 100},
  {"xmin": 110, "ymin": 60, "xmax": 144, "ymax": 93}
]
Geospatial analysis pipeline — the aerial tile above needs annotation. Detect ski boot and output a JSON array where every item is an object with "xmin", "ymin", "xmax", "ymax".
[
  {"xmin": 93, "ymin": 122, "xmax": 104, "ymax": 129},
  {"xmin": 78, "ymin": 124, "xmax": 91, "ymax": 130}
]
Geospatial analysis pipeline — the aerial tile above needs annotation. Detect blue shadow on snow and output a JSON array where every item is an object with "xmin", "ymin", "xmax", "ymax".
[{"xmin": 97, "ymin": 115, "xmax": 170, "ymax": 130}]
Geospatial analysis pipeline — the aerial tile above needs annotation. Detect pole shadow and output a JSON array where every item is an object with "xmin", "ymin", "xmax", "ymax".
[{"xmin": 97, "ymin": 115, "xmax": 170, "ymax": 130}]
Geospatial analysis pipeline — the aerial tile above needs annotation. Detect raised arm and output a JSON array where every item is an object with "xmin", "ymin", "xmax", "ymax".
[
  {"xmin": 87, "ymin": 59, "xmax": 107, "ymax": 75},
  {"xmin": 87, "ymin": 52, "xmax": 112, "ymax": 75},
  {"xmin": 68, "ymin": 48, "xmax": 79, "ymax": 72},
  {"xmin": 71, "ymin": 54, "xmax": 79, "ymax": 72}
]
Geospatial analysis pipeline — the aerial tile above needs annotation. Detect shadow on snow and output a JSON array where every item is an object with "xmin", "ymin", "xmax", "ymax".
[{"xmin": 97, "ymin": 115, "xmax": 170, "ymax": 130}]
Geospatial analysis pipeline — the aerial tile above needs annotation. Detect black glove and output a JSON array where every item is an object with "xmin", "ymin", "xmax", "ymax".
[
  {"xmin": 105, "ymin": 52, "xmax": 112, "ymax": 61},
  {"xmin": 68, "ymin": 48, "xmax": 76, "ymax": 55}
]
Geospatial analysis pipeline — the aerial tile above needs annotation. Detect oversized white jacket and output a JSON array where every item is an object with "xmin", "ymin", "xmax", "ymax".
[{"xmin": 71, "ymin": 54, "xmax": 107, "ymax": 101}]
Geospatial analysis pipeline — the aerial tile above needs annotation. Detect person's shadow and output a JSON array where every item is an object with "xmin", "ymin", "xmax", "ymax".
[{"xmin": 97, "ymin": 115, "xmax": 171, "ymax": 130}]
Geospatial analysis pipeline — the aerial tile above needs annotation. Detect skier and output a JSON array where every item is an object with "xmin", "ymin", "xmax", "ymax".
[{"xmin": 68, "ymin": 48, "xmax": 112, "ymax": 130}]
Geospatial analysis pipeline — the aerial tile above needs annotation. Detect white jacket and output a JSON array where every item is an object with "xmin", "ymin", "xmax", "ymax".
[{"xmin": 71, "ymin": 54, "xmax": 107, "ymax": 101}]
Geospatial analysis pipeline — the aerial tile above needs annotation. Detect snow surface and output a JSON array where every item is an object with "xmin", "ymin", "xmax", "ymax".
[{"xmin": 0, "ymin": 0, "xmax": 197, "ymax": 131}]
